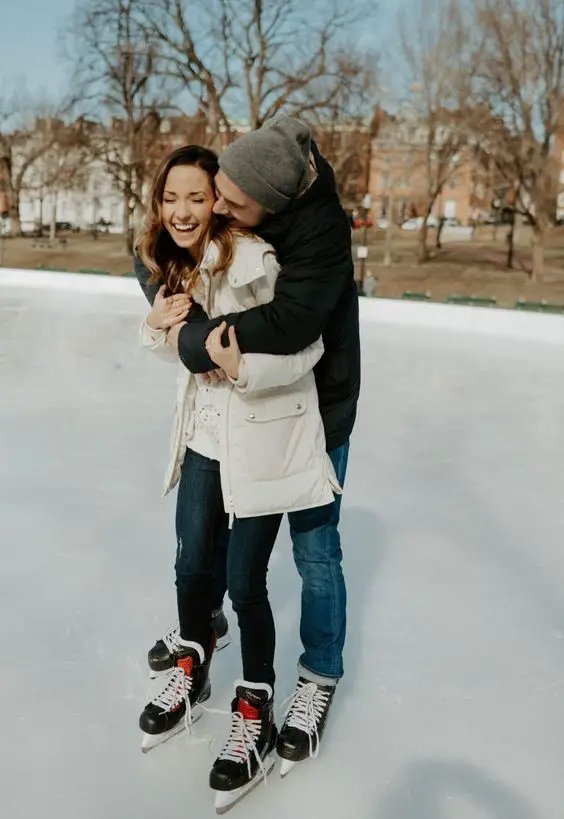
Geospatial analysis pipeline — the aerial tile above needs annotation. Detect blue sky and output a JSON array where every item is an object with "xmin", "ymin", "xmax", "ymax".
[
  {"xmin": 0, "ymin": 0, "xmax": 407, "ymax": 102},
  {"xmin": 0, "ymin": 0, "xmax": 77, "ymax": 96}
]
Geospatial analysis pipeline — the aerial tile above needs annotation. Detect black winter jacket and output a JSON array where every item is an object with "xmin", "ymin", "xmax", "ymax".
[{"xmin": 135, "ymin": 142, "xmax": 361, "ymax": 452}]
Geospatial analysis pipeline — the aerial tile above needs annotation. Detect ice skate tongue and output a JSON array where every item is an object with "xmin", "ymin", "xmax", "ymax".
[{"xmin": 235, "ymin": 686, "xmax": 267, "ymax": 719}]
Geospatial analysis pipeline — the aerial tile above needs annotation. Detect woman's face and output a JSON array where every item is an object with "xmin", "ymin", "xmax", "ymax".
[{"xmin": 161, "ymin": 164, "xmax": 216, "ymax": 254}]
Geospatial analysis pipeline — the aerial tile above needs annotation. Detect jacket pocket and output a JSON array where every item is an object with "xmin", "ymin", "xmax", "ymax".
[
  {"xmin": 243, "ymin": 393, "xmax": 307, "ymax": 424},
  {"xmin": 242, "ymin": 392, "xmax": 310, "ymax": 480}
]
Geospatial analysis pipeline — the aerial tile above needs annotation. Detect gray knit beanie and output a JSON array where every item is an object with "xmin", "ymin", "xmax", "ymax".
[{"xmin": 218, "ymin": 115, "xmax": 311, "ymax": 213}]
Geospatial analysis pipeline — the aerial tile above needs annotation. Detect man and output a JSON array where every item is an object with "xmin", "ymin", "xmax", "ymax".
[{"xmin": 136, "ymin": 116, "xmax": 361, "ymax": 772}]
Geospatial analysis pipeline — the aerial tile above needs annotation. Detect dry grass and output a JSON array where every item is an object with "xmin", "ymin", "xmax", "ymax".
[
  {"xmin": 2, "ymin": 225, "xmax": 564, "ymax": 309},
  {"xmin": 0, "ymin": 233, "xmax": 133, "ymax": 276},
  {"xmin": 354, "ymin": 225, "xmax": 564, "ymax": 308}
]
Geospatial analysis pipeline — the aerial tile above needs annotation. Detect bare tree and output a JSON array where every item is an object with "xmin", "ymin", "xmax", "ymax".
[
  {"xmin": 141, "ymin": 0, "xmax": 376, "ymax": 147},
  {"xmin": 473, "ymin": 0, "xmax": 564, "ymax": 280},
  {"xmin": 27, "ymin": 123, "xmax": 92, "ymax": 239},
  {"xmin": 399, "ymin": 0, "xmax": 477, "ymax": 263},
  {"xmin": 0, "ymin": 90, "xmax": 64, "ymax": 237},
  {"xmin": 309, "ymin": 49, "xmax": 380, "ymax": 203},
  {"xmin": 65, "ymin": 0, "xmax": 170, "ymax": 252}
]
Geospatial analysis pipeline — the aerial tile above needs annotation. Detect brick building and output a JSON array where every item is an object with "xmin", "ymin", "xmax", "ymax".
[
  {"xmin": 552, "ymin": 123, "xmax": 564, "ymax": 221},
  {"xmin": 367, "ymin": 110, "xmax": 493, "ymax": 225}
]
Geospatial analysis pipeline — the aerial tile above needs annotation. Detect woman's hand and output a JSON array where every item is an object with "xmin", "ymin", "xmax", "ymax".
[
  {"xmin": 147, "ymin": 285, "xmax": 191, "ymax": 330},
  {"xmin": 205, "ymin": 322, "xmax": 241, "ymax": 380}
]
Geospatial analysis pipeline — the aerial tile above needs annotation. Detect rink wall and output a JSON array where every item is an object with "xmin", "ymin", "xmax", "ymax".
[{"xmin": 2, "ymin": 267, "xmax": 564, "ymax": 345}]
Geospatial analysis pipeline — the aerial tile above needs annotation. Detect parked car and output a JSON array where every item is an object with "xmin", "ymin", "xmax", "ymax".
[
  {"xmin": 401, "ymin": 215, "xmax": 439, "ymax": 231},
  {"xmin": 19, "ymin": 221, "xmax": 44, "ymax": 237},
  {"xmin": 86, "ymin": 218, "xmax": 113, "ymax": 234},
  {"xmin": 40, "ymin": 221, "xmax": 80, "ymax": 234},
  {"xmin": 352, "ymin": 217, "xmax": 373, "ymax": 229}
]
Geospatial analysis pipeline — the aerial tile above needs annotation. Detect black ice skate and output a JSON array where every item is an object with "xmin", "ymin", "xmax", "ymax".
[
  {"xmin": 276, "ymin": 677, "xmax": 336, "ymax": 777},
  {"xmin": 148, "ymin": 609, "xmax": 230, "ymax": 677},
  {"xmin": 209, "ymin": 681, "xmax": 278, "ymax": 814},
  {"xmin": 139, "ymin": 642, "xmax": 211, "ymax": 753}
]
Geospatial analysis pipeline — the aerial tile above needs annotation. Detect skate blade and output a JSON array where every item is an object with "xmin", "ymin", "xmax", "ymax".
[
  {"xmin": 213, "ymin": 755, "xmax": 275, "ymax": 814},
  {"xmin": 215, "ymin": 632, "xmax": 231, "ymax": 652},
  {"xmin": 279, "ymin": 758, "xmax": 298, "ymax": 779},
  {"xmin": 140, "ymin": 704, "xmax": 204, "ymax": 753}
]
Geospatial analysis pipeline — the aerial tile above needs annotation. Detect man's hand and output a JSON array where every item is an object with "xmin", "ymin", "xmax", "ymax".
[
  {"xmin": 168, "ymin": 320, "xmax": 226, "ymax": 383},
  {"xmin": 205, "ymin": 322, "xmax": 242, "ymax": 380},
  {"xmin": 147, "ymin": 285, "xmax": 191, "ymax": 330}
]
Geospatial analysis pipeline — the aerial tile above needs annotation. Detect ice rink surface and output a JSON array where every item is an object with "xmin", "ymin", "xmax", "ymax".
[{"xmin": 1, "ymin": 276, "xmax": 564, "ymax": 819}]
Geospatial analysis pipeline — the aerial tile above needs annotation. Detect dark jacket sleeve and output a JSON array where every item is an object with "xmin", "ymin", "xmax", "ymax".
[
  {"xmin": 134, "ymin": 255, "xmax": 160, "ymax": 306},
  {"xmin": 134, "ymin": 253, "xmax": 209, "ymax": 328},
  {"xmin": 177, "ymin": 205, "xmax": 354, "ymax": 373}
]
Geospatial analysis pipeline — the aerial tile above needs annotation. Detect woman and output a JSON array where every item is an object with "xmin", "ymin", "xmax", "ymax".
[{"xmin": 135, "ymin": 145, "xmax": 339, "ymax": 804}]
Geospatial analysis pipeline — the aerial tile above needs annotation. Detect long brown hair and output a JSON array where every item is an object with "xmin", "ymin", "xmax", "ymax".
[{"xmin": 135, "ymin": 145, "xmax": 239, "ymax": 295}]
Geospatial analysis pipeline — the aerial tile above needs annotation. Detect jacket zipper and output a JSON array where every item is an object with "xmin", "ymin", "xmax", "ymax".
[{"xmin": 223, "ymin": 384, "xmax": 235, "ymax": 524}]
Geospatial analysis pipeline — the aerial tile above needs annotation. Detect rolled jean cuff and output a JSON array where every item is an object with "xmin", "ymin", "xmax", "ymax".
[{"xmin": 298, "ymin": 662, "xmax": 340, "ymax": 688}]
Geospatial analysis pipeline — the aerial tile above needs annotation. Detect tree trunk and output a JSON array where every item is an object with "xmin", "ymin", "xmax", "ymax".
[
  {"xmin": 531, "ymin": 229, "xmax": 544, "ymax": 282},
  {"xmin": 50, "ymin": 193, "xmax": 58, "ymax": 241},
  {"xmin": 9, "ymin": 197, "xmax": 21, "ymax": 238},
  {"xmin": 383, "ymin": 193, "xmax": 394, "ymax": 266},
  {"xmin": 506, "ymin": 209, "xmax": 516, "ymax": 269},
  {"xmin": 418, "ymin": 221, "xmax": 429, "ymax": 263},
  {"xmin": 38, "ymin": 193, "xmax": 44, "ymax": 237},
  {"xmin": 436, "ymin": 218, "xmax": 445, "ymax": 249},
  {"xmin": 123, "ymin": 192, "xmax": 135, "ymax": 255}
]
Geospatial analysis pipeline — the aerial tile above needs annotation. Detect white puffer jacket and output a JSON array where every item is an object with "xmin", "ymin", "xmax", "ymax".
[{"xmin": 140, "ymin": 234, "xmax": 340, "ymax": 518}]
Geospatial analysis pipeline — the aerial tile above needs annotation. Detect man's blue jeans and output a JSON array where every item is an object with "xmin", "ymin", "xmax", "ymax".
[
  {"xmin": 288, "ymin": 440, "xmax": 349, "ymax": 682},
  {"xmin": 207, "ymin": 440, "xmax": 349, "ymax": 682}
]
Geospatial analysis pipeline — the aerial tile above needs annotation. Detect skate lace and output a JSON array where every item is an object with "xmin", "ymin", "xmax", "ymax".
[
  {"xmin": 162, "ymin": 622, "xmax": 181, "ymax": 655},
  {"xmin": 151, "ymin": 666, "xmax": 195, "ymax": 730},
  {"xmin": 282, "ymin": 682, "xmax": 331, "ymax": 759},
  {"xmin": 208, "ymin": 708, "xmax": 268, "ymax": 783}
]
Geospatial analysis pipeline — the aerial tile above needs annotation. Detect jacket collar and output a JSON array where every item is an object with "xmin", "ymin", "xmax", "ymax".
[{"xmin": 200, "ymin": 236, "xmax": 270, "ymax": 289}]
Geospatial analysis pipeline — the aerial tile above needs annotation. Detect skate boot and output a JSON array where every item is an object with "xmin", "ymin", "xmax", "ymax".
[
  {"xmin": 210, "ymin": 681, "xmax": 278, "ymax": 814},
  {"xmin": 139, "ymin": 642, "xmax": 211, "ymax": 753},
  {"xmin": 148, "ymin": 609, "xmax": 230, "ymax": 677},
  {"xmin": 276, "ymin": 677, "xmax": 336, "ymax": 777}
]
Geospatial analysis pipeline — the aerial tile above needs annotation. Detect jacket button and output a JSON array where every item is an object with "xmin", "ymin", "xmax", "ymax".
[
  {"xmin": 296, "ymin": 403, "xmax": 302, "ymax": 410},
  {"xmin": 249, "ymin": 413, "xmax": 255, "ymax": 419}
]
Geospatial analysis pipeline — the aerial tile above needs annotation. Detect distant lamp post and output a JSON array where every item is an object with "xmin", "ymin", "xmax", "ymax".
[
  {"xmin": 0, "ymin": 208, "xmax": 9, "ymax": 267},
  {"xmin": 357, "ymin": 193, "xmax": 372, "ymax": 294}
]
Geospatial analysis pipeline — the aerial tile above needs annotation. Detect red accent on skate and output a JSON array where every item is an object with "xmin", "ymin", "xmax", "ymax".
[
  {"xmin": 237, "ymin": 698, "xmax": 260, "ymax": 721},
  {"xmin": 177, "ymin": 656, "xmax": 194, "ymax": 677}
]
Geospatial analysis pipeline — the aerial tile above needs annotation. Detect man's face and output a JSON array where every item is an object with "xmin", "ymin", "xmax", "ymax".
[{"xmin": 213, "ymin": 170, "xmax": 268, "ymax": 228}]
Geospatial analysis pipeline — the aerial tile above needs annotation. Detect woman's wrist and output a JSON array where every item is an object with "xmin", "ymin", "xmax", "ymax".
[{"xmin": 146, "ymin": 313, "xmax": 163, "ymax": 331}]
